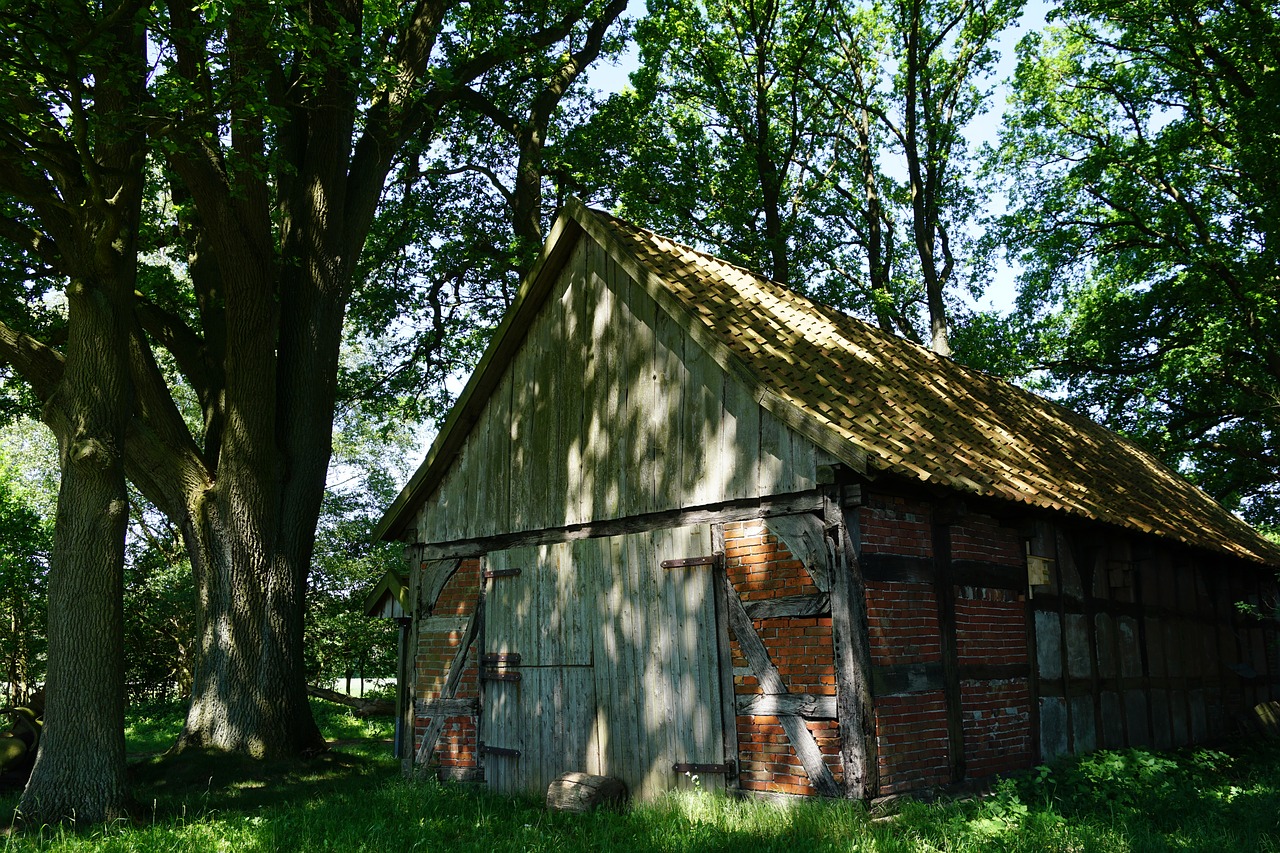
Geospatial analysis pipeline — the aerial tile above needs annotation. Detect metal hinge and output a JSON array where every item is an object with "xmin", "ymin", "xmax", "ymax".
[
  {"xmin": 661, "ymin": 553, "xmax": 722, "ymax": 570},
  {"xmin": 673, "ymin": 760, "xmax": 735, "ymax": 775},
  {"xmin": 483, "ymin": 568, "xmax": 522, "ymax": 579}
]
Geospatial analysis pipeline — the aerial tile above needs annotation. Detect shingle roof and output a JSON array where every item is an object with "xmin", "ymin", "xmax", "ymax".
[{"xmin": 584, "ymin": 206, "xmax": 1280, "ymax": 566}]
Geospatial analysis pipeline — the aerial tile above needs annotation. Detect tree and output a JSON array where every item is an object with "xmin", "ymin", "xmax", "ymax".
[
  {"xmin": 998, "ymin": 0, "xmax": 1280, "ymax": 525},
  {"xmin": 304, "ymin": 399, "xmax": 414, "ymax": 692},
  {"xmin": 0, "ymin": 455, "xmax": 51, "ymax": 709},
  {"xmin": 570, "ymin": 0, "xmax": 838, "ymax": 288},
  {"xmin": 816, "ymin": 0, "xmax": 1023, "ymax": 354},
  {"xmin": 569, "ymin": 0, "xmax": 1022, "ymax": 358},
  {"xmin": 0, "ymin": 0, "xmax": 146, "ymax": 822},
  {"xmin": 0, "ymin": 0, "xmax": 630, "ymax": 808}
]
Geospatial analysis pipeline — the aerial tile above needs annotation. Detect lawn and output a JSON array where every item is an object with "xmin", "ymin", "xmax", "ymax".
[{"xmin": 2, "ymin": 702, "xmax": 1278, "ymax": 852}]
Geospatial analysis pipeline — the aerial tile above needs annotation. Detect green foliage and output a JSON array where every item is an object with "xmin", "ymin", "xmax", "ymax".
[
  {"xmin": 0, "ymin": 448, "xmax": 51, "ymax": 706},
  {"xmin": 121, "ymin": 514, "xmax": 195, "ymax": 703},
  {"xmin": 123, "ymin": 700, "xmax": 188, "ymax": 755},
  {"xmin": 998, "ymin": 0, "xmax": 1280, "ymax": 524},
  {"xmin": 304, "ymin": 404, "xmax": 414, "ymax": 688},
  {"xmin": 3, "ymin": 738, "xmax": 1280, "ymax": 851},
  {"xmin": 568, "ymin": 0, "xmax": 1024, "ymax": 359}
]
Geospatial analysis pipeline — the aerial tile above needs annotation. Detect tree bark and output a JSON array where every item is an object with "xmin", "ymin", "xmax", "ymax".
[
  {"xmin": 10, "ymin": 3, "xmax": 146, "ymax": 824},
  {"xmin": 176, "ymin": 491, "xmax": 325, "ymax": 755},
  {"xmin": 19, "ymin": 274, "xmax": 134, "ymax": 824}
]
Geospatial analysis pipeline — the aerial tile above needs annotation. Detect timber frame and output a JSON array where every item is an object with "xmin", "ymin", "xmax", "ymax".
[{"xmin": 375, "ymin": 201, "xmax": 1280, "ymax": 802}]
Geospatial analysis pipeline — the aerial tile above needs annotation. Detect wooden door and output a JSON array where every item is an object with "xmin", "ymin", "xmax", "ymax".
[
  {"xmin": 482, "ymin": 543, "xmax": 598, "ymax": 795},
  {"xmin": 591, "ymin": 523, "xmax": 726, "ymax": 799},
  {"xmin": 481, "ymin": 524, "xmax": 727, "ymax": 800}
]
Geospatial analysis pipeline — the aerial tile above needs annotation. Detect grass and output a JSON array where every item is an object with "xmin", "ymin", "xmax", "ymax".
[{"xmin": 2, "ymin": 703, "xmax": 1279, "ymax": 852}]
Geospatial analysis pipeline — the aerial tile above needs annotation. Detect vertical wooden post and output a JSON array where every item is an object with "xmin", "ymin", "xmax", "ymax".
[
  {"xmin": 401, "ymin": 544, "xmax": 425, "ymax": 765},
  {"xmin": 1022, "ymin": 524, "xmax": 1041, "ymax": 763},
  {"xmin": 711, "ymin": 524, "xmax": 741, "ymax": 792},
  {"xmin": 931, "ymin": 514, "xmax": 965, "ymax": 783},
  {"xmin": 1071, "ymin": 534, "xmax": 1105, "ymax": 750},
  {"xmin": 1053, "ymin": 527, "xmax": 1074, "ymax": 754},
  {"xmin": 825, "ymin": 488, "xmax": 877, "ymax": 800},
  {"xmin": 1131, "ymin": 545, "xmax": 1157, "ymax": 746}
]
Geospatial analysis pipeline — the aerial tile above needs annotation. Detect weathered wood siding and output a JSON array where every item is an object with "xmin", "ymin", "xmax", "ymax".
[
  {"xmin": 414, "ymin": 237, "xmax": 825, "ymax": 546},
  {"xmin": 1027, "ymin": 523, "xmax": 1279, "ymax": 760},
  {"xmin": 481, "ymin": 523, "xmax": 726, "ymax": 800}
]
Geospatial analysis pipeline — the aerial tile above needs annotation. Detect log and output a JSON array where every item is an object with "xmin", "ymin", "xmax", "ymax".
[
  {"xmin": 546, "ymin": 772, "xmax": 628, "ymax": 813},
  {"xmin": 307, "ymin": 684, "xmax": 395, "ymax": 718},
  {"xmin": 1254, "ymin": 701, "xmax": 1280, "ymax": 738}
]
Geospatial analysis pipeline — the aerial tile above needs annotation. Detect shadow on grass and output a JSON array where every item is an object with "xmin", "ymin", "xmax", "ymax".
[{"xmin": 127, "ymin": 741, "xmax": 398, "ymax": 818}]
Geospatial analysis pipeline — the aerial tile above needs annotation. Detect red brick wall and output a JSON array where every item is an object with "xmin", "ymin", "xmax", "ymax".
[
  {"xmin": 955, "ymin": 588, "xmax": 1028, "ymax": 666},
  {"xmin": 414, "ymin": 557, "xmax": 481, "ymax": 771},
  {"xmin": 860, "ymin": 495, "xmax": 933, "ymax": 557},
  {"xmin": 951, "ymin": 516, "xmax": 1023, "ymax": 566},
  {"xmin": 961, "ymin": 679, "xmax": 1032, "ymax": 778},
  {"xmin": 724, "ymin": 520, "xmax": 841, "ymax": 796},
  {"xmin": 866, "ymin": 582, "xmax": 942, "ymax": 666},
  {"xmin": 874, "ymin": 692, "xmax": 951, "ymax": 794}
]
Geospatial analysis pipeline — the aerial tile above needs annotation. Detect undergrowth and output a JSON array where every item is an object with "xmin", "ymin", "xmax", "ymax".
[{"xmin": 2, "ymin": 711, "xmax": 1278, "ymax": 852}]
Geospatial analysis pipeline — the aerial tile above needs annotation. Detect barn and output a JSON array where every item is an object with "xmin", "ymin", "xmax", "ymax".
[{"xmin": 369, "ymin": 199, "xmax": 1280, "ymax": 802}]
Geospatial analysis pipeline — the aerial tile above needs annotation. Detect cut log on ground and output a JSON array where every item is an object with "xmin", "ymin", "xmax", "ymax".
[
  {"xmin": 546, "ymin": 772, "xmax": 628, "ymax": 813},
  {"xmin": 1254, "ymin": 701, "xmax": 1280, "ymax": 738},
  {"xmin": 307, "ymin": 685, "xmax": 395, "ymax": 718}
]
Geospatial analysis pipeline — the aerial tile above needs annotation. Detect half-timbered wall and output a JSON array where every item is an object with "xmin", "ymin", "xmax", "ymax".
[
  {"xmin": 859, "ymin": 493, "xmax": 1034, "ymax": 795},
  {"xmin": 413, "ymin": 237, "xmax": 826, "ymax": 546},
  {"xmin": 724, "ymin": 521, "xmax": 842, "ymax": 797},
  {"xmin": 1027, "ymin": 523, "xmax": 1280, "ymax": 760},
  {"xmin": 412, "ymin": 558, "xmax": 481, "ymax": 778}
]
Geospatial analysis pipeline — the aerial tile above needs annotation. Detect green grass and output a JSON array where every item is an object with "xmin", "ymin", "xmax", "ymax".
[{"xmin": 2, "ymin": 704, "xmax": 1279, "ymax": 852}]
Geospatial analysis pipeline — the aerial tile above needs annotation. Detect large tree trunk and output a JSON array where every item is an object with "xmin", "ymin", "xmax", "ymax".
[
  {"xmin": 19, "ymin": 277, "xmax": 133, "ymax": 824},
  {"xmin": 176, "ymin": 493, "xmax": 324, "ymax": 756}
]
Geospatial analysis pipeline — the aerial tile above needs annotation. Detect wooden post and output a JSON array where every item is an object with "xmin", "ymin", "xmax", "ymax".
[
  {"xmin": 826, "ymin": 489, "xmax": 877, "ymax": 800},
  {"xmin": 711, "ymin": 524, "xmax": 741, "ymax": 792},
  {"xmin": 931, "ymin": 515, "xmax": 965, "ymax": 783}
]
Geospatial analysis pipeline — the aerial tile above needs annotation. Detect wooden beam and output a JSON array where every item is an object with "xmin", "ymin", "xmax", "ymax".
[
  {"xmin": 826, "ymin": 495, "xmax": 878, "ymax": 800},
  {"xmin": 421, "ymin": 558, "xmax": 462, "ymax": 615},
  {"xmin": 743, "ymin": 593, "xmax": 830, "ymax": 621},
  {"xmin": 723, "ymin": 574, "xmax": 786, "ymax": 695},
  {"xmin": 736, "ymin": 693, "xmax": 837, "ymax": 719},
  {"xmin": 415, "ymin": 697, "xmax": 480, "ymax": 717},
  {"xmin": 766, "ymin": 513, "xmax": 831, "ymax": 593},
  {"xmin": 723, "ymin": 574, "xmax": 840, "ymax": 797},
  {"xmin": 419, "ymin": 492, "xmax": 858, "ymax": 559},
  {"xmin": 712, "ymin": 524, "xmax": 742, "ymax": 793}
]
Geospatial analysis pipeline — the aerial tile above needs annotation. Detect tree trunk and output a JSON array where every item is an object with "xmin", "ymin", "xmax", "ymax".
[
  {"xmin": 176, "ymin": 492, "xmax": 324, "ymax": 757},
  {"xmin": 19, "ymin": 277, "xmax": 133, "ymax": 824}
]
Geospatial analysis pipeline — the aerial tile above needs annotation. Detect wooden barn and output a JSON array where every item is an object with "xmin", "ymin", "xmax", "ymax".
[{"xmin": 370, "ymin": 200, "xmax": 1280, "ymax": 802}]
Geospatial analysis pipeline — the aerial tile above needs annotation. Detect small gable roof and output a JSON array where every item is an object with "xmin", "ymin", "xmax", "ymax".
[
  {"xmin": 361, "ymin": 570, "xmax": 410, "ymax": 619},
  {"xmin": 378, "ymin": 200, "xmax": 1280, "ymax": 567}
]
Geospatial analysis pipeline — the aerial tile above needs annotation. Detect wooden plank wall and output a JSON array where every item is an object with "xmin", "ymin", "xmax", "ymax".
[
  {"xmin": 415, "ymin": 238, "xmax": 823, "ymax": 546},
  {"xmin": 479, "ymin": 524, "xmax": 727, "ymax": 800}
]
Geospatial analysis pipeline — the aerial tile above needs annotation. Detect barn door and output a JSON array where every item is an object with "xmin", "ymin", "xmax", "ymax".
[
  {"xmin": 481, "ymin": 543, "xmax": 599, "ymax": 795},
  {"xmin": 592, "ymin": 524, "xmax": 727, "ymax": 799},
  {"xmin": 480, "ymin": 524, "xmax": 728, "ymax": 800}
]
